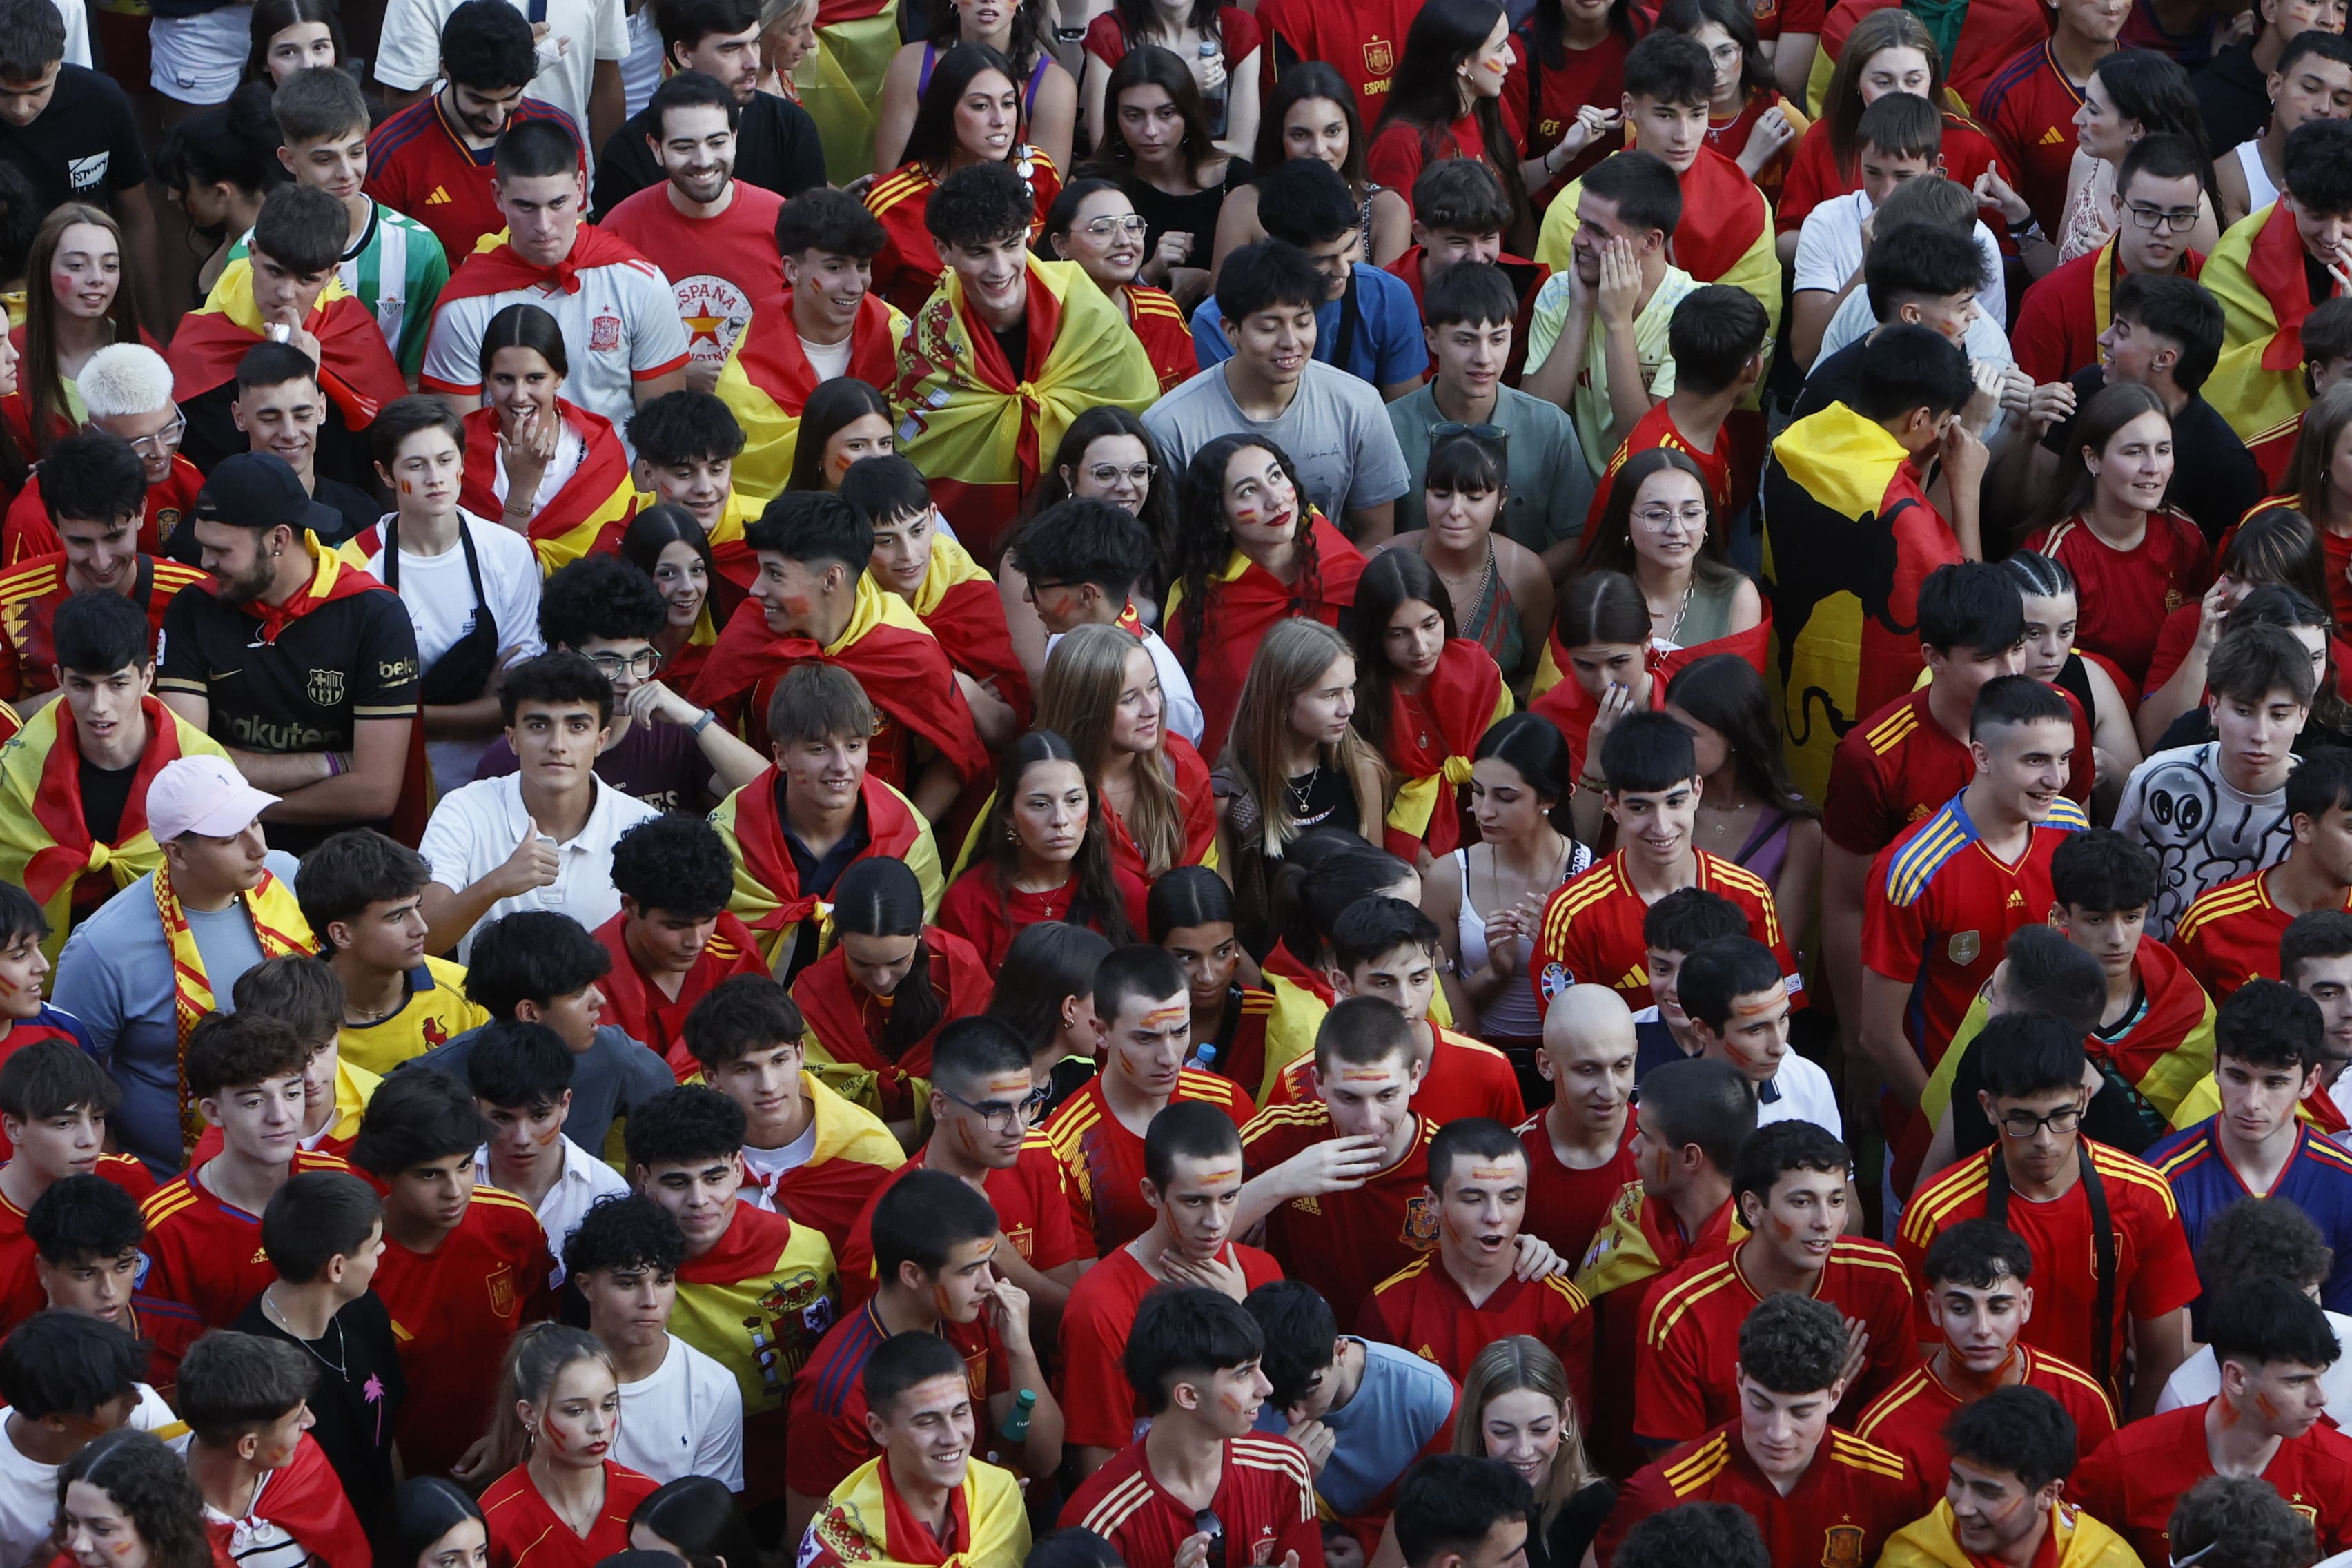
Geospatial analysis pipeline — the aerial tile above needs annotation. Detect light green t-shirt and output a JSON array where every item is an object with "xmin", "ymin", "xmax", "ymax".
[{"xmin": 1527, "ymin": 264, "xmax": 1699, "ymax": 478}]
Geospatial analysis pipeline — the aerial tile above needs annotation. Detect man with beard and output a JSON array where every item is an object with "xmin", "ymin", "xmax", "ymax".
[
  {"xmin": 591, "ymin": 0, "xmax": 824, "ymax": 212},
  {"xmin": 155, "ymin": 453, "xmax": 419, "ymax": 855}
]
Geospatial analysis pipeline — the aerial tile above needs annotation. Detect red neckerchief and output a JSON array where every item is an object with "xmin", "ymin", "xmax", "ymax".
[
  {"xmin": 438, "ymin": 222, "xmax": 651, "ymax": 302},
  {"xmin": 213, "ymin": 535, "xmax": 387, "ymax": 645}
]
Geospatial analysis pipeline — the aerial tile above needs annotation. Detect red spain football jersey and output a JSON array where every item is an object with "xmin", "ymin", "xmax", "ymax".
[
  {"xmin": 836, "ymin": 1134, "xmax": 1086, "ymax": 1308},
  {"xmin": 138, "ymin": 1149, "xmax": 354, "ymax": 1332},
  {"xmin": 1530, "ymin": 850, "xmax": 1799, "ymax": 1015},
  {"xmin": 1516, "ymin": 1115, "xmax": 1638, "ymax": 1267},
  {"xmin": 2072, "ymin": 1400, "xmax": 2352, "ymax": 1565},
  {"xmin": 1242, "ymin": 1104, "xmax": 1439, "ymax": 1331},
  {"xmin": 1058, "ymin": 1243, "xmax": 1287, "ymax": 1452},
  {"xmin": 364, "ymin": 93, "xmax": 581, "ymax": 260},
  {"xmin": 1634, "ymin": 1236, "xmax": 1919, "ymax": 1447},
  {"xmin": 1976, "ymin": 42, "xmax": 2089, "ymax": 235},
  {"xmin": 1061, "ymin": 1433, "xmax": 1326, "ymax": 1568},
  {"xmin": 1824, "ymin": 689, "xmax": 2098, "ymax": 859},
  {"xmin": 1861, "ymin": 794, "xmax": 2091, "ymax": 1072},
  {"xmin": 1358, "ymin": 1255, "xmax": 1594, "ymax": 1407},
  {"xmin": 1896, "ymin": 1140, "xmax": 2197, "ymax": 1386},
  {"xmin": 1593, "ymin": 1424, "xmax": 1927, "ymax": 1568},
  {"xmin": 374, "ymin": 1186, "xmax": 552, "ymax": 1481},
  {"xmin": 0, "ymin": 1153, "xmax": 153, "ymax": 1333},
  {"xmin": 1046, "ymin": 1069, "xmax": 1256, "ymax": 1256},
  {"xmin": 1854, "ymin": 1348, "xmax": 2117, "ymax": 1487},
  {"xmin": 1268, "ymin": 1028, "xmax": 1525, "ymax": 1124},
  {"xmin": 480, "ymin": 1458, "xmax": 661, "ymax": 1568},
  {"xmin": 784, "ymin": 1299, "xmax": 1010, "ymax": 1498},
  {"xmin": 0, "ymin": 554, "xmax": 204, "ymax": 700},
  {"xmin": 2171, "ymin": 866, "xmax": 2352, "ymax": 1001},
  {"xmin": 2021, "ymin": 512, "xmax": 2213, "ymax": 691}
]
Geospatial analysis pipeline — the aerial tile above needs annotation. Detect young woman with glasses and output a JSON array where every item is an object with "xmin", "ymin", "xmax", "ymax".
[
  {"xmin": 1571, "ymin": 446, "xmax": 1760, "ymax": 652},
  {"xmin": 1043, "ymin": 177, "xmax": 1200, "ymax": 395},
  {"xmin": 938, "ymin": 729, "xmax": 1147, "ymax": 970}
]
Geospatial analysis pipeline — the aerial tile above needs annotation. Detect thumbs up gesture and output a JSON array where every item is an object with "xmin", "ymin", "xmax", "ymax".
[{"xmin": 496, "ymin": 816, "xmax": 561, "ymax": 897}]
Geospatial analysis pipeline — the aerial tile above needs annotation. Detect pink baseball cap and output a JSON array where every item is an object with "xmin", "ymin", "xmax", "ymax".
[{"xmin": 146, "ymin": 756, "xmax": 280, "ymax": 843}]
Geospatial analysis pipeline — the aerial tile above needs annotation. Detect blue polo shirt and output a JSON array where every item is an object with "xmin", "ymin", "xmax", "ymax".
[{"xmin": 1192, "ymin": 263, "xmax": 1425, "ymax": 389}]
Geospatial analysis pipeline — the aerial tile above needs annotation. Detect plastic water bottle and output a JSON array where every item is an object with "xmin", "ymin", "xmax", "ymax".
[
  {"xmin": 1199, "ymin": 39, "xmax": 1228, "ymax": 140},
  {"xmin": 999, "ymin": 1388, "xmax": 1039, "ymax": 1442}
]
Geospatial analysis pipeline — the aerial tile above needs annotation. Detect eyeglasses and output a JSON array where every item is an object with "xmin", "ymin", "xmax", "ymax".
[
  {"xmin": 585, "ymin": 649, "xmax": 663, "ymax": 679},
  {"xmin": 1086, "ymin": 462, "xmax": 1155, "ymax": 488},
  {"xmin": 1079, "ymin": 214, "xmax": 1149, "ymax": 238},
  {"xmin": 124, "ymin": 412, "xmax": 186, "ymax": 459},
  {"xmin": 1431, "ymin": 422, "xmax": 1508, "ymax": 451},
  {"xmin": 1634, "ymin": 504, "xmax": 1709, "ymax": 531},
  {"xmin": 1997, "ymin": 1104, "xmax": 2084, "ymax": 1139},
  {"xmin": 2123, "ymin": 202, "xmax": 2199, "ymax": 233},
  {"xmin": 939, "ymin": 1085, "xmax": 1050, "ymax": 1133}
]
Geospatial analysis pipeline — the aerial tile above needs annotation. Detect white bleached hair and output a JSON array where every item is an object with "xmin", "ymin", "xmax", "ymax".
[{"xmin": 78, "ymin": 344, "xmax": 175, "ymax": 420}]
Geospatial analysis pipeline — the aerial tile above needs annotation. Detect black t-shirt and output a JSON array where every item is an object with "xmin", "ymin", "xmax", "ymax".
[
  {"xmin": 2045, "ymin": 369, "xmax": 2266, "ymax": 544},
  {"xmin": 1285, "ymin": 766, "xmax": 1359, "ymax": 836},
  {"xmin": 780, "ymin": 787, "xmax": 872, "ymax": 980},
  {"xmin": 1790, "ymin": 336, "xmax": 1869, "ymax": 424},
  {"xmin": 1633, "ymin": 1016, "xmax": 1689, "ymax": 1082},
  {"xmin": 312, "ymin": 476, "xmax": 384, "ymax": 546},
  {"xmin": 993, "ymin": 319, "xmax": 1028, "ymax": 381},
  {"xmin": 590, "ymin": 91, "xmax": 829, "ymax": 218},
  {"xmin": 77, "ymin": 755, "xmax": 135, "ymax": 846},
  {"xmin": 1527, "ymin": 1482, "xmax": 1617, "ymax": 1568},
  {"xmin": 0, "ymin": 66, "xmax": 146, "ymax": 216},
  {"xmin": 155, "ymin": 569, "xmax": 421, "ymax": 854},
  {"xmin": 228, "ymin": 1290, "xmax": 406, "ymax": 1548}
]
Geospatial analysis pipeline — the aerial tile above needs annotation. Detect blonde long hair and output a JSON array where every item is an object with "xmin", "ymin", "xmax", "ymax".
[
  {"xmin": 1452, "ymin": 1336, "xmax": 1599, "ymax": 1537},
  {"xmin": 1223, "ymin": 619, "xmax": 1386, "ymax": 859},
  {"xmin": 484, "ymin": 1323, "xmax": 615, "ymax": 1479},
  {"xmin": 1039, "ymin": 623, "xmax": 1190, "ymax": 877}
]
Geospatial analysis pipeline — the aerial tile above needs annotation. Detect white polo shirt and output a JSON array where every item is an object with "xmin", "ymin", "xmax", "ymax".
[
  {"xmin": 421, "ymin": 250, "xmax": 691, "ymax": 446},
  {"xmin": 419, "ymin": 771, "xmax": 661, "ymax": 962},
  {"xmin": 476, "ymin": 1133, "xmax": 631, "ymax": 1286},
  {"xmin": 1756, "ymin": 1049, "xmax": 1843, "ymax": 1139}
]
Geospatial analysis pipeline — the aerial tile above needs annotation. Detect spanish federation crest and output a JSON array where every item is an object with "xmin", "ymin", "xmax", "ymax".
[
  {"xmin": 1821, "ymin": 1525, "xmax": 1865, "ymax": 1568},
  {"xmin": 1364, "ymin": 35, "xmax": 1393, "ymax": 75},
  {"xmin": 1402, "ymin": 1195, "xmax": 1440, "ymax": 1249}
]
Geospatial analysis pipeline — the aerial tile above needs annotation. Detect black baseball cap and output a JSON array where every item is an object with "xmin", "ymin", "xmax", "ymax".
[{"xmin": 193, "ymin": 451, "xmax": 339, "ymax": 536}]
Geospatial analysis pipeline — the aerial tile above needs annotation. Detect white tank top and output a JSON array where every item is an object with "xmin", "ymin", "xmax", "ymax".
[
  {"xmin": 1453, "ymin": 842, "xmax": 1589, "ymax": 1041},
  {"xmin": 2235, "ymin": 139, "xmax": 2282, "ymax": 217}
]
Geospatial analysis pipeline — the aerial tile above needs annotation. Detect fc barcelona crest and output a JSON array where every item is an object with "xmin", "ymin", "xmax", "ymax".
[
  {"xmin": 307, "ymin": 667, "xmax": 345, "ymax": 707},
  {"xmin": 1403, "ymin": 1195, "xmax": 1440, "ymax": 1248},
  {"xmin": 1364, "ymin": 36, "xmax": 1393, "ymax": 75},
  {"xmin": 1821, "ymin": 1525, "xmax": 1865, "ymax": 1568}
]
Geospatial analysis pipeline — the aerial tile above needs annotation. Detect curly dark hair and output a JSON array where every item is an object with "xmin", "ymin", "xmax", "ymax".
[
  {"xmin": 539, "ymin": 553, "xmax": 667, "ymax": 651},
  {"xmin": 977, "ymin": 730, "xmax": 1135, "ymax": 945},
  {"xmin": 2168, "ymin": 1474, "xmax": 2319, "ymax": 1568},
  {"xmin": 1170, "ymin": 435, "xmax": 1324, "ymax": 660},
  {"xmin": 609, "ymin": 814, "xmax": 735, "ymax": 921},
  {"xmin": 56, "ymin": 1429, "xmax": 217, "ymax": 1568},
  {"xmin": 1735, "ymin": 1291, "xmax": 1848, "ymax": 1395}
]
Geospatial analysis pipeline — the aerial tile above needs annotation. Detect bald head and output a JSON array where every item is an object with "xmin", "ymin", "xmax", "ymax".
[{"xmin": 1541, "ymin": 985, "xmax": 1636, "ymax": 1134}]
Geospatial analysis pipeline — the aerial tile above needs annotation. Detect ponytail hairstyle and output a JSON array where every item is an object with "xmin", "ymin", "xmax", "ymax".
[
  {"xmin": 1346, "ymin": 549, "xmax": 1457, "ymax": 755},
  {"xmin": 484, "ymin": 1324, "xmax": 614, "ymax": 1479},
  {"xmin": 1556, "ymin": 570, "xmax": 1655, "ymax": 656},
  {"xmin": 1998, "ymin": 546, "xmax": 2077, "ymax": 605},
  {"xmin": 476, "ymin": 302, "xmax": 571, "ymax": 385},
  {"xmin": 983, "ymin": 920, "xmax": 1113, "ymax": 1055},
  {"xmin": 1038, "ymin": 623, "xmax": 1188, "ymax": 876},
  {"xmin": 1148, "ymin": 863, "xmax": 1237, "ymax": 940},
  {"xmin": 2040, "ymin": 379, "xmax": 2169, "ymax": 536},
  {"xmin": 1471, "ymin": 710, "xmax": 1578, "ymax": 837},
  {"xmin": 979, "ymin": 730, "xmax": 1137, "ymax": 943},
  {"xmin": 830, "ymin": 857, "xmax": 941, "ymax": 1057}
]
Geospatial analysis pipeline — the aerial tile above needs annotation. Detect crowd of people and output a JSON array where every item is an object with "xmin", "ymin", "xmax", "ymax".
[{"xmin": 0, "ymin": 0, "xmax": 2346, "ymax": 1560}]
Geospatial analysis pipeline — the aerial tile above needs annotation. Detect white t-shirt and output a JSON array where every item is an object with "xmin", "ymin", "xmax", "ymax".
[
  {"xmin": 422, "ymin": 255, "xmax": 692, "ymax": 444},
  {"xmin": 2159, "ymin": 1307, "xmax": 2352, "ymax": 1425},
  {"xmin": 1792, "ymin": 192, "xmax": 2008, "ymax": 329},
  {"xmin": 739, "ymin": 1119, "xmax": 819, "ymax": 1211},
  {"xmin": 373, "ymin": 0, "xmax": 628, "ymax": 159},
  {"xmin": 0, "ymin": 1385, "xmax": 177, "ymax": 1568},
  {"xmin": 347, "ymin": 509, "xmax": 547, "ymax": 795},
  {"xmin": 801, "ymin": 334, "xmax": 854, "ymax": 382},
  {"xmin": 2113, "ymin": 741, "xmax": 2297, "ymax": 941},
  {"xmin": 1043, "ymin": 623, "xmax": 1204, "ymax": 745},
  {"xmin": 419, "ymin": 773, "xmax": 663, "ymax": 961},
  {"xmin": 614, "ymin": 1335, "xmax": 745, "ymax": 1489}
]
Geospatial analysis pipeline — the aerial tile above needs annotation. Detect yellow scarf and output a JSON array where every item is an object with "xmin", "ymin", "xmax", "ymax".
[
  {"xmin": 808, "ymin": 1454, "xmax": 1031, "ymax": 1568},
  {"xmin": 154, "ymin": 861, "xmax": 313, "ymax": 1155}
]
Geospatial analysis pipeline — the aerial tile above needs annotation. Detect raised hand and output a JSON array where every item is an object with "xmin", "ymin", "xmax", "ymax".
[{"xmin": 498, "ymin": 816, "xmax": 560, "ymax": 896}]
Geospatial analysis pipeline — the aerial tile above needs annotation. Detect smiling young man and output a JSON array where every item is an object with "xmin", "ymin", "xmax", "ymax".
[
  {"xmin": 1532, "ymin": 712, "xmax": 1796, "ymax": 1021},
  {"xmin": 2015, "ymin": 135, "xmax": 2214, "ymax": 387},
  {"xmin": 0, "ymin": 1043, "xmax": 153, "ymax": 1332},
  {"xmin": 2193, "ymin": 0, "xmax": 2351, "ymax": 151},
  {"xmin": 222, "ymin": 346, "xmax": 382, "ymax": 545},
  {"xmin": 466, "ymin": 1019, "xmax": 628, "ymax": 1284},
  {"xmin": 1059, "ymin": 1101, "xmax": 1286, "ymax": 1476},
  {"xmin": 139, "ymin": 1013, "xmax": 355, "ymax": 1335},
  {"xmin": 1595, "ymin": 1292, "xmax": 1923, "ymax": 1568},
  {"xmin": 0, "ymin": 435, "xmax": 205, "ymax": 706},
  {"xmin": 2218, "ymin": 35, "xmax": 2352, "ymax": 231},
  {"xmin": 2074, "ymin": 1275, "xmax": 2352, "ymax": 1562},
  {"xmin": 2205, "ymin": 120, "xmax": 2352, "ymax": 460},
  {"xmin": 591, "ymin": 0, "xmax": 825, "ymax": 215},
  {"xmin": 349, "ymin": 1067, "xmax": 551, "ymax": 1484},
  {"xmin": 1061, "ymin": 1284, "xmax": 1322, "ymax": 1567},
  {"xmin": 1635, "ymin": 1120, "xmax": 1914, "ymax": 1453},
  {"xmin": 592, "ymin": 814, "xmax": 767, "ymax": 1078},
  {"xmin": 421, "ymin": 117, "xmax": 690, "ymax": 442},
  {"xmin": 2150, "ymin": 979, "xmax": 2352, "ymax": 1311},
  {"xmin": 1672, "ymin": 937, "xmax": 1838, "ymax": 1133},
  {"xmin": 1856, "ymin": 1219, "xmax": 2117, "ymax": 1484},
  {"xmin": 1899, "ymin": 1010, "xmax": 2197, "ymax": 1413},
  {"xmin": 786, "ymin": 1169, "xmax": 1061, "ymax": 1536},
  {"xmin": 1360, "ymin": 1117, "xmax": 1594, "ymax": 1389},
  {"xmin": 624, "ymin": 1084, "xmax": 838, "ymax": 1509},
  {"xmin": 177, "ymin": 1329, "xmax": 368, "ymax": 1568},
  {"xmin": 601, "ymin": 71, "xmax": 791, "ymax": 395},
  {"xmin": 802, "ymin": 1329, "xmax": 1034, "ymax": 1568},
  {"xmin": 1879, "ymin": 1386, "xmax": 2140, "ymax": 1568},
  {"xmin": 2170, "ymin": 734, "xmax": 2352, "ymax": 999}
]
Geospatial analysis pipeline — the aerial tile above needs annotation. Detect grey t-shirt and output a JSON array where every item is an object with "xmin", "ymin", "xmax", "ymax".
[
  {"xmin": 405, "ymin": 1021, "xmax": 676, "ymax": 1158},
  {"xmin": 1252, "ymin": 1337, "xmax": 1456, "ymax": 1516},
  {"xmin": 50, "ymin": 851, "xmax": 304, "ymax": 1175},
  {"xmin": 1142, "ymin": 361, "xmax": 1411, "ymax": 525},
  {"xmin": 1387, "ymin": 381, "xmax": 1595, "ymax": 551},
  {"xmin": 2113, "ymin": 741, "xmax": 2297, "ymax": 941}
]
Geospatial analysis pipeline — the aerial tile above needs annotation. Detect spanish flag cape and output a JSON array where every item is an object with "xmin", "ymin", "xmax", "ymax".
[
  {"xmin": 905, "ymin": 535, "xmax": 1031, "ymax": 726},
  {"xmin": 1382, "ymin": 638, "xmax": 1513, "ymax": 860},
  {"xmin": 167, "ymin": 261, "xmax": 407, "ymax": 430},
  {"xmin": 709, "ymin": 765, "xmax": 944, "ymax": 966},
  {"xmin": 155, "ymin": 859, "xmax": 313, "ymax": 1157},
  {"xmin": 715, "ymin": 288, "xmax": 907, "ymax": 502},
  {"xmin": 748, "ymin": 1073, "xmax": 902, "ymax": 1253},
  {"xmin": 796, "ymin": 3, "xmax": 901, "ymax": 186},
  {"xmin": 455, "ymin": 402, "xmax": 636, "ymax": 573},
  {"xmin": 801, "ymin": 1455, "xmax": 1032, "ymax": 1568},
  {"xmin": 1880, "ymin": 1501, "xmax": 2142, "ymax": 1568},
  {"xmin": 888, "ymin": 256, "xmax": 1158, "ymax": 561},
  {"xmin": 599, "ymin": 489, "xmax": 761, "ymax": 600},
  {"xmin": 690, "ymin": 573, "xmax": 990, "ymax": 784},
  {"xmin": 0, "ymin": 695, "xmax": 227, "ymax": 961},
  {"xmin": 791, "ymin": 923, "xmax": 994, "ymax": 1122},
  {"xmin": 591, "ymin": 907, "xmax": 770, "ymax": 1081},
  {"xmin": 2204, "ymin": 199, "xmax": 2333, "ymax": 447},
  {"xmin": 1162, "ymin": 512, "xmax": 1369, "ymax": 761},
  {"xmin": 1762, "ymin": 402, "xmax": 1962, "ymax": 804}
]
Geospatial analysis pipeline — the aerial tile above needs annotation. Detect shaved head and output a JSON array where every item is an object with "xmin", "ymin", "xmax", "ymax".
[
  {"xmin": 1544, "ymin": 984, "xmax": 1637, "ymax": 1057},
  {"xmin": 1540, "ymin": 984, "xmax": 1638, "ymax": 1139}
]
